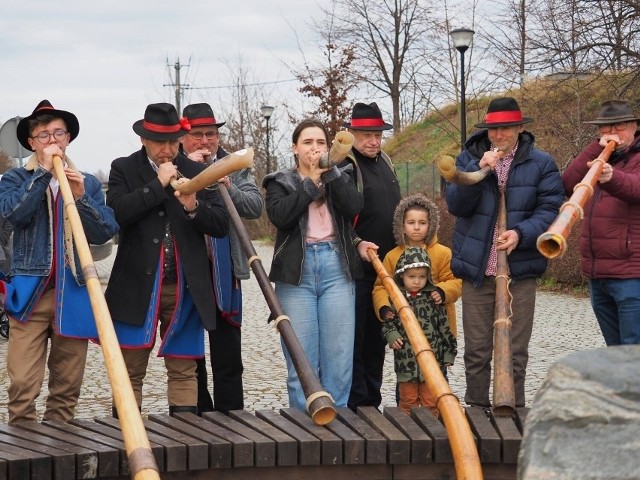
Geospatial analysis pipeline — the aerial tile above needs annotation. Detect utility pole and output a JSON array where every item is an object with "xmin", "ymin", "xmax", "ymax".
[{"xmin": 164, "ymin": 57, "xmax": 189, "ymax": 114}]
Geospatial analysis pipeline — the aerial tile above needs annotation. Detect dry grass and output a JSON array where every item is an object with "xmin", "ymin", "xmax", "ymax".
[{"xmin": 386, "ymin": 72, "xmax": 640, "ymax": 289}]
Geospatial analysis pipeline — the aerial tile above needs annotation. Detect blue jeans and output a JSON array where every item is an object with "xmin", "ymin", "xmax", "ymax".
[
  {"xmin": 589, "ymin": 278, "xmax": 640, "ymax": 346},
  {"xmin": 275, "ymin": 241, "xmax": 355, "ymax": 410}
]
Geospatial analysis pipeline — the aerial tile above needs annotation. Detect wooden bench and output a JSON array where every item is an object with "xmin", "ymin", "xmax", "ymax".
[{"xmin": 0, "ymin": 406, "xmax": 527, "ymax": 479}]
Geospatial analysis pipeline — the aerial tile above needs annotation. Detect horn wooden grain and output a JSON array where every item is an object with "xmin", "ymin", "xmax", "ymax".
[{"xmin": 53, "ymin": 156, "xmax": 160, "ymax": 480}]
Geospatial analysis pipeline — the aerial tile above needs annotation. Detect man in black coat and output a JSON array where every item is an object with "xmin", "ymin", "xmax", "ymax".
[
  {"xmin": 105, "ymin": 103, "xmax": 229, "ymax": 415},
  {"xmin": 341, "ymin": 102, "xmax": 401, "ymax": 411}
]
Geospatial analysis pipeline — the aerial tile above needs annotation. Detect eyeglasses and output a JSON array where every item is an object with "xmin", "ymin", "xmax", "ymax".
[
  {"xmin": 188, "ymin": 131, "xmax": 219, "ymax": 140},
  {"xmin": 598, "ymin": 122, "xmax": 630, "ymax": 133},
  {"xmin": 31, "ymin": 129, "xmax": 69, "ymax": 144}
]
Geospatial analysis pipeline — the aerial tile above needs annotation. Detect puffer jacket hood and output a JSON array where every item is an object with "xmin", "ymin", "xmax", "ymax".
[
  {"xmin": 394, "ymin": 246, "xmax": 437, "ymax": 291},
  {"xmin": 392, "ymin": 194, "xmax": 439, "ymax": 247}
]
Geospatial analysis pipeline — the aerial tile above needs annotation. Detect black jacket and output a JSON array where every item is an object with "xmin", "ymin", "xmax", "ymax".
[
  {"xmin": 263, "ymin": 164, "xmax": 363, "ymax": 285},
  {"xmin": 105, "ymin": 148, "xmax": 229, "ymax": 328},
  {"xmin": 339, "ymin": 149, "xmax": 401, "ymax": 281}
]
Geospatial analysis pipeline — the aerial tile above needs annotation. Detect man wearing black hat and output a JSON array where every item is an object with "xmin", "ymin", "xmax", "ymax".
[
  {"xmin": 563, "ymin": 99, "xmax": 640, "ymax": 347},
  {"xmin": 105, "ymin": 102, "xmax": 229, "ymax": 415},
  {"xmin": 180, "ymin": 103, "xmax": 264, "ymax": 414},
  {"xmin": 340, "ymin": 102, "xmax": 402, "ymax": 411},
  {"xmin": 0, "ymin": 100, "xmax": 119, "ymax": 423},
  {"xmin": 180, "ymin": 103, "xmax": 227, "ymax": 164},
  {"xmin": 444, "ymin": 97, "xmax": 564, "ymax": 409}
]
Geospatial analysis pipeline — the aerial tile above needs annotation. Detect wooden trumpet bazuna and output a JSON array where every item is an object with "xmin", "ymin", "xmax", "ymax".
[
  {"xmin": 491, "ymin": 188, "xmax": 516, "ymax": 417},
  {"xmin": 211, "ymin": 131, "xmax": 354, "ymax": 425},
  {"xmin": 217, "ymin": 183, "xmax": 337, "ymax": 426},
  {"xmin": 52, "ymin": 149, "xmax": 272, "ymax": 480},
  {"xmin": 173, "ymin": 147, "xmax": 337, "ymax": 425},
  {"xmin": 436, "ymin": 155, "xmax": 516, "ymax": 417},
  {"xmin": 536, "ymin": 140, "xmax": 617, "ymax": 259},
  {"xmin": 367, "ymin": 249, "xmax": 483, "ymax": 479},
  {"xmin": 0, "ymin": 151, "xmax": 535, "ymax": 480},
  {"xmin": 53, "ymin": 156, "xmax": 160, "ymax": 480}
]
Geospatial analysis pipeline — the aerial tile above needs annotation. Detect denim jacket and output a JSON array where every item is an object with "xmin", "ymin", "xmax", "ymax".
[{"xmin": 0, "ymin": 154, "xmax": 119, "ymax": 279}]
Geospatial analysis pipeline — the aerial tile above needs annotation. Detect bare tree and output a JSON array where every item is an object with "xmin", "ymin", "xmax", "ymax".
[
  {"xmin": 185, "ymin": 55, "xmax": 285, "ymax": 237},
  {"xmin": 408, "ymin": 0, "xmax": 503, "ymax": 145},
  {"xmin": 578, "ymin": 0, "xmax": 639, "ymax": 70},
  {"xmin": 518, "ymin": 0, "xmax": 640, "ymax": 75},
  {"xmin": 477, "ymin": 0, "xmax": 531, "ymax": 87},
  {"xmin": 319, "ymin": 0, "xmax": 434, "ymax": 130},
  {"xmin": 478, "ymin": 0, "xmax": 640, "ymax": 89},
  {"xmin": 294, "ymin": 42, "xmax": 356, "ymax": 139},
  {"xmin": 285, "ymin": 3, "xmax": 356, "ymax": 138},
  {"xmin": 197, "ymin": 55, "xmax": 281, "ymax": 179}
]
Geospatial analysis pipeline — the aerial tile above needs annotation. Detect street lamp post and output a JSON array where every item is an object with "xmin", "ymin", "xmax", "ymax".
[
  {"xmin": 450, "ymin": 28, "xmax": 475, "ymax": 151},
  {"xmin": 261, "ymin": 105, "xmax": 275, "ymax": 173}
]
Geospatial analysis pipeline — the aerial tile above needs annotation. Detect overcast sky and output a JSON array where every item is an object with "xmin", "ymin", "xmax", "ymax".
[{"xmin": 0, "ymin": 0, "xmax": 330, "ymax": 175}]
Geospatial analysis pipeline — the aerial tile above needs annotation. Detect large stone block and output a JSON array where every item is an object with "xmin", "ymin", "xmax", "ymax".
[{"xmin": 519, "ymin": 345, "xmax": 640, "ymax": 479}]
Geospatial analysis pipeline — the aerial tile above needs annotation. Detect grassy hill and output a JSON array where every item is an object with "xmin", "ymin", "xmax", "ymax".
[{"xmin": 384, "ymin": 72, "xmax": 640, "ymax": 290}]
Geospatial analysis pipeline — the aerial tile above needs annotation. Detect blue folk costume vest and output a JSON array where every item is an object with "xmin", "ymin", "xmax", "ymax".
[
  {"xmin": 207, "ymin": 234, "xmax": 242, "ymax": 326},
  {"xmin": 111, "ymin": 240, "xmax": 205, "ymax": 358},
  {"xmin": 0, "ymin": 193, "xmax": 98, "ymax": 338}
]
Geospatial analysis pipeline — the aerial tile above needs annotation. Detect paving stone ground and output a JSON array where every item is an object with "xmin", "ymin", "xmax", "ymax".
[{"xmin": 0, "ymin": 241, "xmax": 605, "ymax": 422}]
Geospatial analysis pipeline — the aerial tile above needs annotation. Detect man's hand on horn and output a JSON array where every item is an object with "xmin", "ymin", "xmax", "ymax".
[{"xmin": 479, "ymin": 149, "xmax": 503, "ymax": 171}]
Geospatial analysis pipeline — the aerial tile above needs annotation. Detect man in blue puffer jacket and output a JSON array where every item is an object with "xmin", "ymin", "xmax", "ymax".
[{"xmin": 444, "ymin": 97, "xmax": 564, "ymax": 409}]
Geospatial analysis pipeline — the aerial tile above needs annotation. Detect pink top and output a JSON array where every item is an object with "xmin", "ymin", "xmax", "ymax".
[
  {"xmin": 298, "ymin": 172, "xmax": 335, "ymax": 243},
  {"xmin": 306, "ymin": 199, "xmax": 335, "ymax": 243}
]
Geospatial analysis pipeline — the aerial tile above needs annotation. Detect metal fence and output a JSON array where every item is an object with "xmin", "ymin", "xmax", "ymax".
[{"xmin": 395, "ymin": 162, "xmax": 442, "ymax": 198}]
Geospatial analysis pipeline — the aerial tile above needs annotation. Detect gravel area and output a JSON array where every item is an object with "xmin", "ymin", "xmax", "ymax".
[{"xmin": 0, "ymin": 241, "xmax": 605, "ymax": 422}]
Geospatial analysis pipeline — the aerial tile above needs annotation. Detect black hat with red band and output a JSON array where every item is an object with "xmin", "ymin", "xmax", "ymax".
[
  {"xmin": 17, "ymin": 100, "xmax": 80, "ymax": 151},
  {"xmin": 182, "ymin": 103, "xmax": 226, "ymax": 128},
  {"xmin": 474, "ymin": 97, "xmax": 533, "ymax": 129},
  {"xmin": 343, "ymin": 102, "xmax": 393, "ymax": 131},
  {"xmin": 133, "ymin": 103, "xmax": 191, "ymax": 141}
]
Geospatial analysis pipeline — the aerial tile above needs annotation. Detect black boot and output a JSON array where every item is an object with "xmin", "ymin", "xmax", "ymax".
[{"xmin": 169, "ymin": 405, "xmax": 198, "ymax": 416}]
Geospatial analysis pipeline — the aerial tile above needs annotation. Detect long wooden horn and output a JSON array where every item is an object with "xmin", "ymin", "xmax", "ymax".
[
  {"xmin": 437, "ymin": 153, "xmax": 515, "ymax": 417},
  {"xmin": 52, "ymin": 156, "xmax": 160, "ymax": 480},
  {"xmin": 171, "ymin": 148, "xmax": 333, "ymax": 422},
  {"xmin": 217, "ymin": 183, "xmax": 336, "ymax": 425},
  {"xmin": 367, "ymin": 248, "xmax": 483, "ymax": 479},
  {"xmin": 536, "ymin": 140, "xmax": 616, "ymax": 258},
  {"xmin": 171, "ymin": 148, "xmax": 254, "ymax": 194},
  {"xmin": 492, "ymin": 188, "xmax": 515, "ymax": 416}
]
